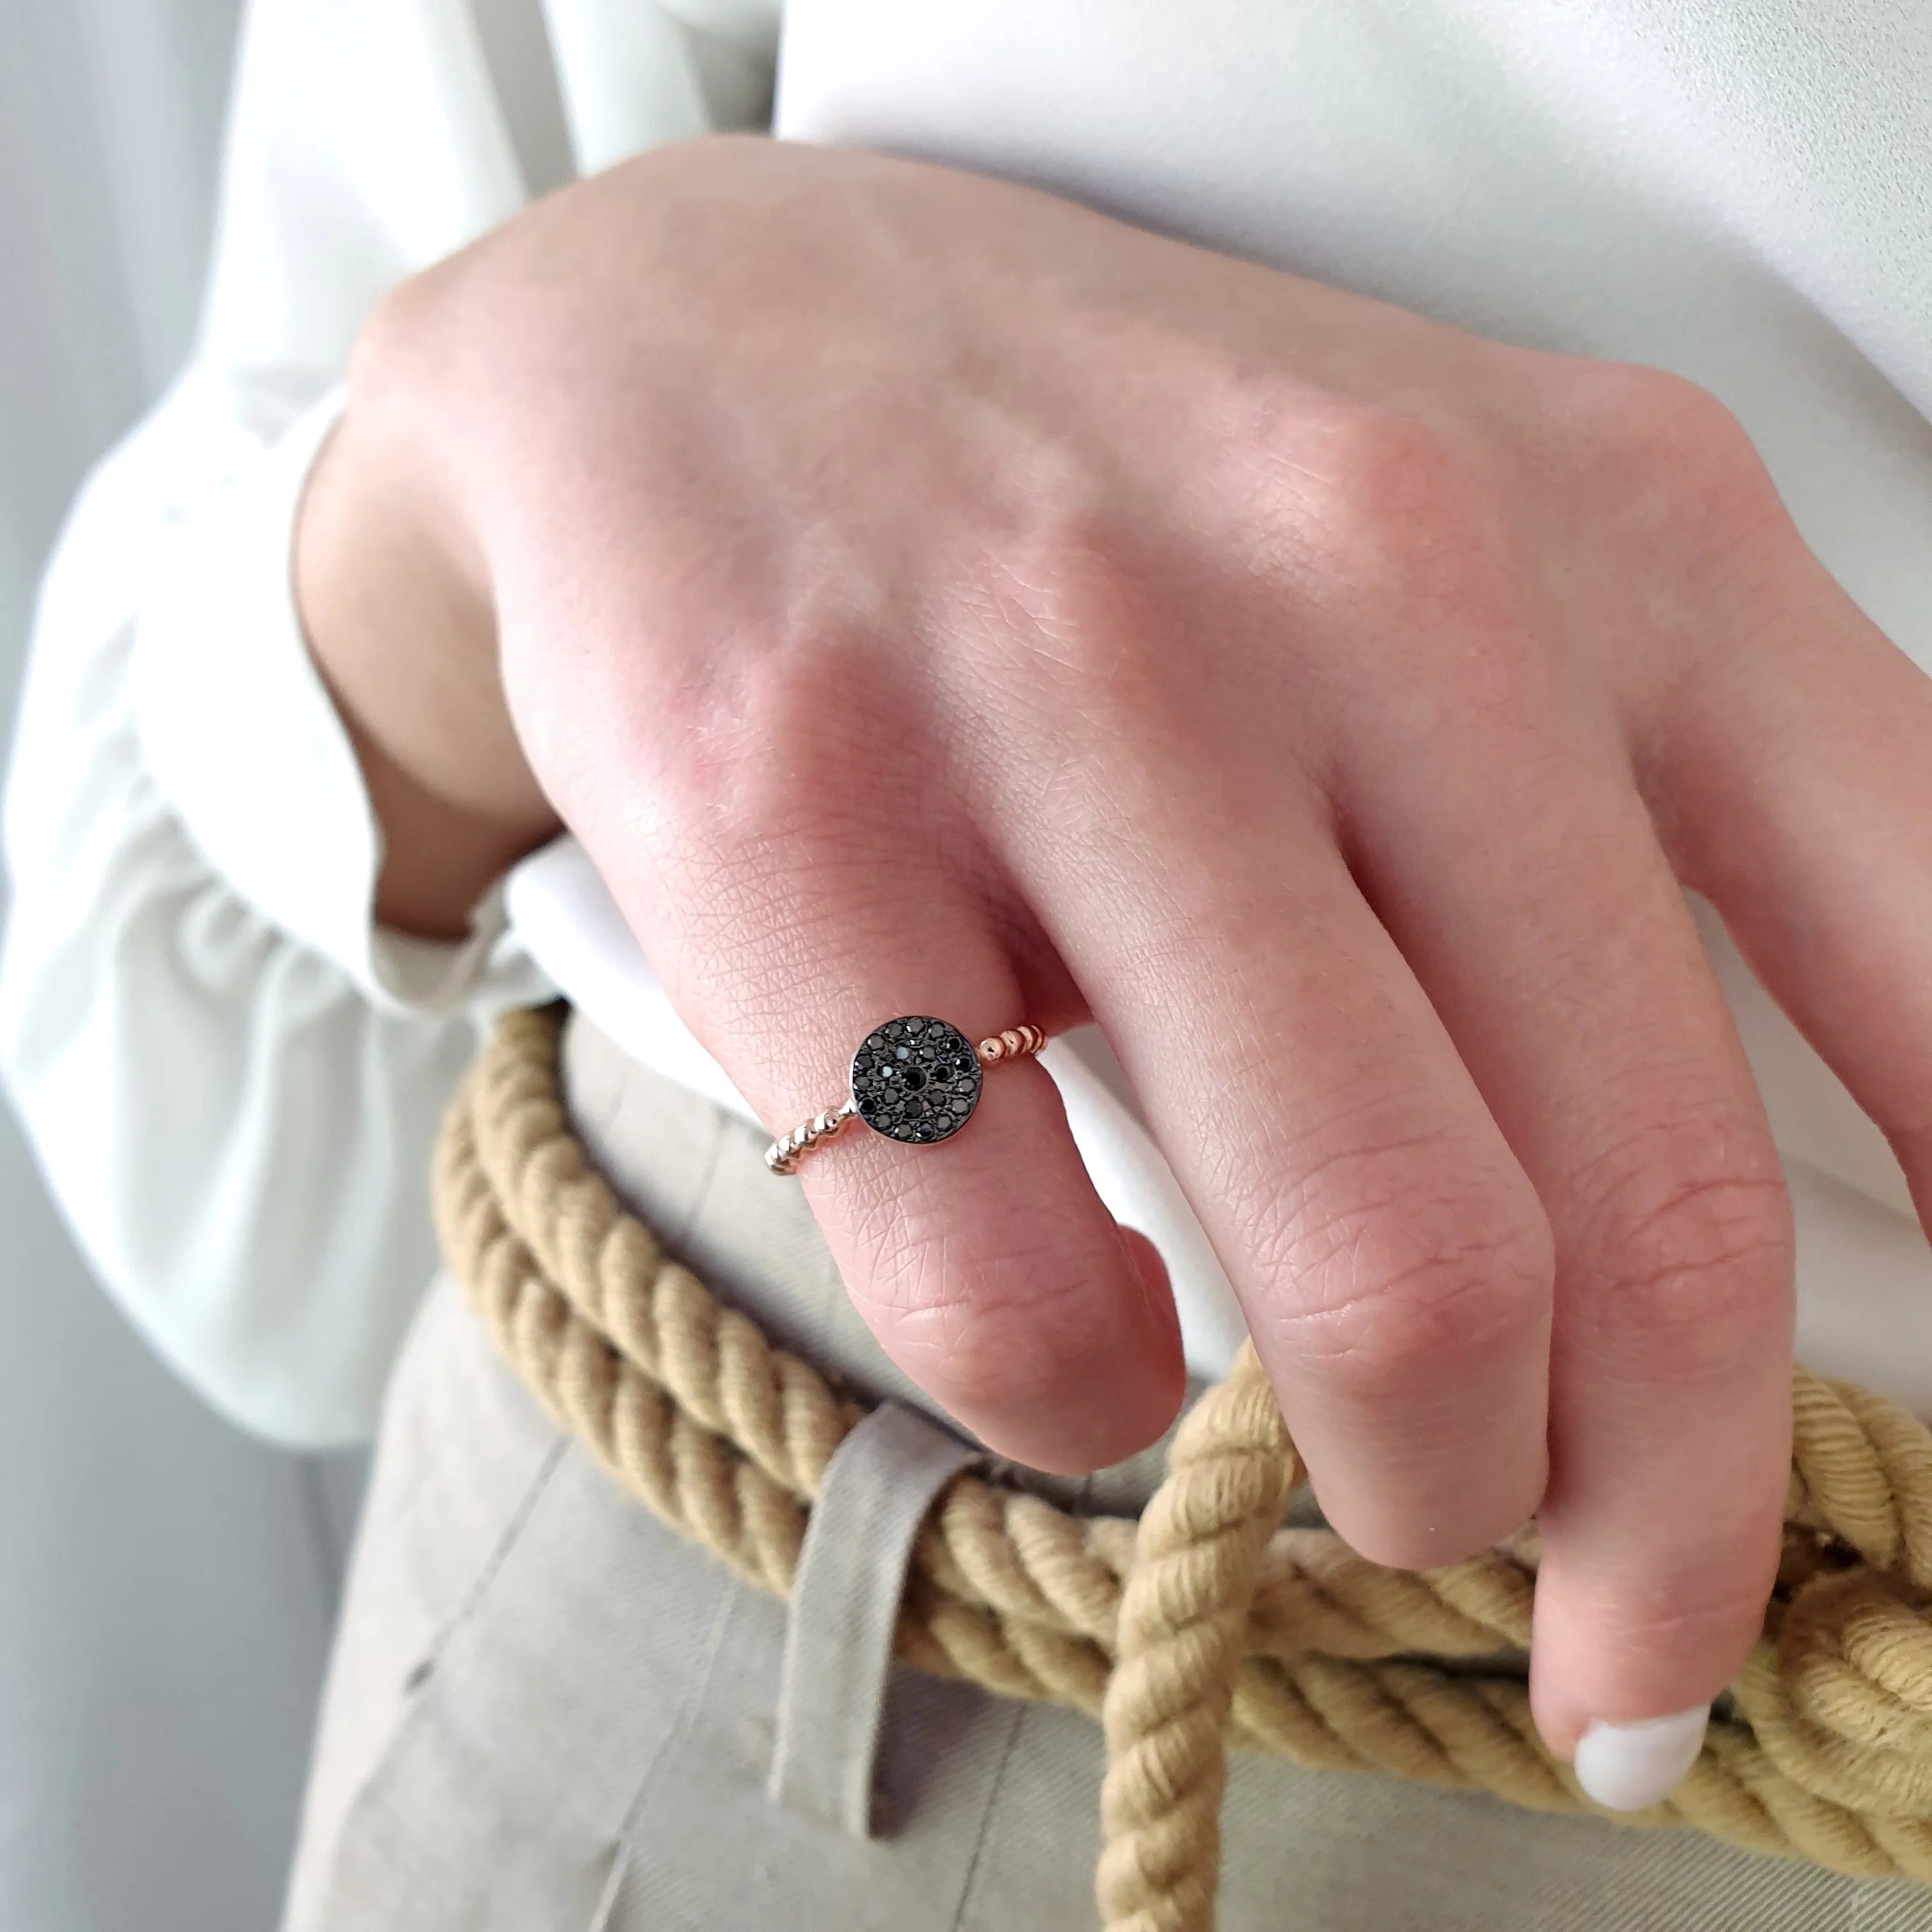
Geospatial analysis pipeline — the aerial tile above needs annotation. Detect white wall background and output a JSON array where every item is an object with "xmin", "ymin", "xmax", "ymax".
[{"xmin": 0, "ymin": 4, "xmax": 366, "ymax": 1926}]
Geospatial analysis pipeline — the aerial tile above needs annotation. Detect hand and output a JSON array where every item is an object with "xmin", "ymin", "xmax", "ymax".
[{"xmin": 299, "ymin": 135, "xmax": 1932, "ymax": 1771}]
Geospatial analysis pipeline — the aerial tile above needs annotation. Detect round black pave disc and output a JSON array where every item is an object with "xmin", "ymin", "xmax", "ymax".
[{"xmin": 850, "ymin": 1016, "xmax": 983, "ymax": 1147}]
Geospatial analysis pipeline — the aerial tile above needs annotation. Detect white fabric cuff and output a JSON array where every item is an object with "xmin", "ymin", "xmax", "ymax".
[{"xmin": 130, "ymin": 383, "xmax": 512, "ymax": 1013}]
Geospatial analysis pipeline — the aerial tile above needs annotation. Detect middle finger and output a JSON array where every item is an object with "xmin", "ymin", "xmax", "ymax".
[{"xmin": 1034, "ymin": 769, "xmax": 1559, "ymax": 1569}]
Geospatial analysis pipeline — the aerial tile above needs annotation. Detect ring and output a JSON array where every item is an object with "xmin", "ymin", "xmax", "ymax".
[{"xmin": 765, "ymin": 1016, "xmax": 1047, "ymax": 1175}]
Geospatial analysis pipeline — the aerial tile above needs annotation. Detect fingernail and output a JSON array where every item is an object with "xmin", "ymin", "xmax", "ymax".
[{"xmin": 1573, "ymin": 1705, "xmax": 1708, "ymax": 1811}]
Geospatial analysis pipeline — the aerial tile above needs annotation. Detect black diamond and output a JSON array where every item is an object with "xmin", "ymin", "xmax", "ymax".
[{"xmin": 850, "ymin": 1016, "xmax": 982, "ymax": 1146}]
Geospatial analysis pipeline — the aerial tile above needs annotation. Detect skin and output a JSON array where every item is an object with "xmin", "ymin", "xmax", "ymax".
[{"xmin": 295, "ymin": 135, "xmax": 1932, "ymax": 1758}]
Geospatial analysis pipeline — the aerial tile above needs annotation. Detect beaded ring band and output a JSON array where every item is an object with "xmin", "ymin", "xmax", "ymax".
[{"xmin": 765, "ymin": 1016, "xmax": 1047, "ymax": 1175}]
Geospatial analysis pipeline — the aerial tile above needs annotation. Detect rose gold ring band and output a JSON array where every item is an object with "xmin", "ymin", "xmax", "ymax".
[{"xmin": 765, "ymin": 1018, "xmax": 1046, "ymax": 1176}]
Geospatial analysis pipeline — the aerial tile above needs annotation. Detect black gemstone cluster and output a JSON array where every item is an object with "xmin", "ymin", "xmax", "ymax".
[{"xmin": 850, "ymin": 1016, "xmax": 983, "ymax": 1146}]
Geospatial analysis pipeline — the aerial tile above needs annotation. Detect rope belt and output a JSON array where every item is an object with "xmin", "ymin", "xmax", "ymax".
[{"xmin": 434, "ymin": 1007, "xmax": 1932, "ymax": 1928}]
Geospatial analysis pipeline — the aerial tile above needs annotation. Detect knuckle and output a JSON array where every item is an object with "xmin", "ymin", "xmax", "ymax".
[
  {"xmin": 617, "ymin": 655, "xmax": 937, "ymax": 1021},
  {"xmin": 983, "ymin": 496, "xmax": 1165, "ymax": 703},
  {"xmin": 1584, "ymin": 1558, "xmax": 1777, "ymax": 1669},
  {"xmin": 1577, "ymin": 1160, "xmax": 1793, "ymax": 1376},
  {"xmin": 1259, "ymin": 1129, "xmax": 1553, "ymax": 1399},
  {"xmin": 1558, "ymin": 1480, "xmax": 1787, "ymax": 1658},
  {"xmin": 656, "ymin": 627, "xmax": 891, "ymax": 831},
  {"xmin": 1562, "ymin": 362, "xmax": 1786, "ymax": 544},
  {"xmin": 1275, "ymin": 1248, "xmax": 1544, "ymax": 1406},
  {"xmin": 1245, "ymin": 400, "xmax": 1534, "ymax": 640},
  {"xmin": 1285, "ymin": 403, "xmax": 1482, "ymax": 548}
]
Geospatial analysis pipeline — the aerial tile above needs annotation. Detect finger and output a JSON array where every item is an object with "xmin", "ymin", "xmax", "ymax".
[
  {"xmin": 1644, "ymin": 564, "xmax": 1932, "ymax": 1227},
  {"xmin": 607, "ymin": 827, "xmax": 1185, "ymax": 1476},
  {"xmin": 1341, "ymin": 711, "xmax": 1792, "ymax": 1776},
  {"xmin": 1033, "ymin": 793, "xmax": 1557, "ymax": 1568}
]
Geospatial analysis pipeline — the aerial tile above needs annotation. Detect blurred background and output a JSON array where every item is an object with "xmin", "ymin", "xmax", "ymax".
[{"xmin": 1, "ymin": 4, "xmax": 365, "ymax": 1926}]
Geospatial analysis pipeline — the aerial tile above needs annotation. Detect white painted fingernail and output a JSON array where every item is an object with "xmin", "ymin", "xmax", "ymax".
[{"xmin": 1574, "ymin": 1705, "xmax": 1708, "ymax": 1811}]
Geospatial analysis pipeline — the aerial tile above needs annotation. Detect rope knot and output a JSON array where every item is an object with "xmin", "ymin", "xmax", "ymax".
[{"xmin": 1740, "ymin": 1567, "xmax": 1932, "ymax": 1814}]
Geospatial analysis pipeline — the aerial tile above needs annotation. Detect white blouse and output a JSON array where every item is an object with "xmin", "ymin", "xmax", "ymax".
[{"xmin": 4, "ymin": 0, "xmax": 1931, "ymax": 1449}]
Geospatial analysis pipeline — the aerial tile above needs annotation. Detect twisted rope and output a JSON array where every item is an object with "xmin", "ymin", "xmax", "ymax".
[
  {"xmin": 1097, "ymin": 1344, "xmax": 1300, "ymax": 1931},
  {"xmin": 433, "ymin": 1008, "xmax": 1932, "ymax": 1928}
]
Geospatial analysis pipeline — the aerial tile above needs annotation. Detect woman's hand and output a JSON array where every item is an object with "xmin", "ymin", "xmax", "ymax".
[{"xmin": 298, "ymin": 135, "xmax": 1932, "ymax": 1772}]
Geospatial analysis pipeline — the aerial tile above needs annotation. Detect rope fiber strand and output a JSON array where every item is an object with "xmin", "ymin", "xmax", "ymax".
[{"xmin": 433, "ymin": 1008, "xmax": 1932, "ymax": 1928}]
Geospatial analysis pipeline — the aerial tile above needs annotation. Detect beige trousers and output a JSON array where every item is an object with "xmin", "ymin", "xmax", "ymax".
[{"xmin": 280, "ymin": 1015, "xmax": 1932, "ymax": 1931}]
